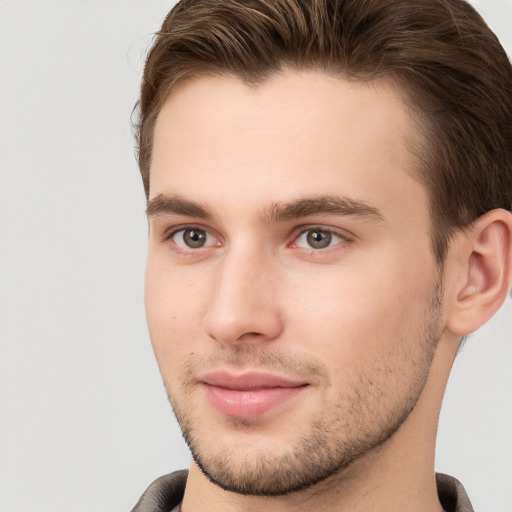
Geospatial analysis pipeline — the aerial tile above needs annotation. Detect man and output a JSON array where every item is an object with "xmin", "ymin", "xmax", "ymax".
[{"xmin": 131, "ymin": 1, "xmax": 512, "ymax": 511}]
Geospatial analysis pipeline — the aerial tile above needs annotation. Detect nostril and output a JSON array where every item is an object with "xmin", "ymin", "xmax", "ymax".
[{"xmin": 234, "ymin": 331, "xmax": 267, "ymax": 343}]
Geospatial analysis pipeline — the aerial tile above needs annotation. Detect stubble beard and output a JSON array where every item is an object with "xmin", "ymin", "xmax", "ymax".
[{"xmin": 164, "ymin": 282, "xmax": 444, "ymax": 497}]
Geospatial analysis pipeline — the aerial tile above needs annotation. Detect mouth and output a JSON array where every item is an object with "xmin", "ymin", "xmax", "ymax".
[{"xmin": 200, "ymin": 371, "xmax": 309, "ymax": 419}]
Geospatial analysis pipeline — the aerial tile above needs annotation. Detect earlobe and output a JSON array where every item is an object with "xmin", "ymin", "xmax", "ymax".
[{"xmin": 447, "ymin": 209, "xmax": 512, "ymax": 336}]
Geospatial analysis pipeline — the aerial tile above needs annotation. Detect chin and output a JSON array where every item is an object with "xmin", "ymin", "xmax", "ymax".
[{"xmin": 172, "ymin": 394, "xmax": 416, "ymax": 496}]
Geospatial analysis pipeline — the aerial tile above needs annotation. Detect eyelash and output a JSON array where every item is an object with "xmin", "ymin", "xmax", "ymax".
[
  {"xmin": 164, "ymin": 224, "xmax": 219, "ymax": 247},
  {"xmin": 291, "ymin": 226, "xmax": 352, "ymax": 251}
]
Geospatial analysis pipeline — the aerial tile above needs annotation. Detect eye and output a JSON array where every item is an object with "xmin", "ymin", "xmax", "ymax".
[
  {"xmin": 171, "ymin": 228, "xmax": 218, "ymax": 249},
  {"xmin": 294, "ymin": 228, "xmax": 347, "ymax": 250}
]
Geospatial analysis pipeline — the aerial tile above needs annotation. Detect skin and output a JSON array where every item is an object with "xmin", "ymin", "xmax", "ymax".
[{"xmin": 144, "ymin": 70, "xmax": 511, "ymax": 512}]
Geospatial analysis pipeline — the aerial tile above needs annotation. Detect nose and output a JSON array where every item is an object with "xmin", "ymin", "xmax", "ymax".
[{"xmin": 203, "ymin": 245, "xmax": 283, "ymax": 346}]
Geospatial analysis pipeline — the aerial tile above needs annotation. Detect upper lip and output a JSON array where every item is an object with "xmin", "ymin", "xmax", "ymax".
[{"xmin": 201, "ymin": 371, "xmax": 308, "ymax": 391}]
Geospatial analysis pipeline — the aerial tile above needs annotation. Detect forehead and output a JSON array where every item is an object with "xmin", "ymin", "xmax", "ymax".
[{"xmin": 149, "ymin": 70, "xmax": 428, "ymax": 230}]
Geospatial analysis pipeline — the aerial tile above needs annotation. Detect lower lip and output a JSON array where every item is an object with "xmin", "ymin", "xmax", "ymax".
[{"xmin": 203, "ymin": 384, "xmax": 307, "ymax": 419}]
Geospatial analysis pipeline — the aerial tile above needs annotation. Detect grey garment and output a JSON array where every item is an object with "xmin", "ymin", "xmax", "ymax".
[
  {"xmin": 436, "ymin": 473, "xmax": 475, "ymax": 512},
  {"xmin": 130, "ymin": 471, "xmax": 474, "ymax": 512},
  {"xmin": 131, "ymin": 470, "xmax": 187, "ymax": 512}
]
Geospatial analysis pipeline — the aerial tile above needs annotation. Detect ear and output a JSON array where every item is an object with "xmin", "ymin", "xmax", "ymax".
[{"xmin": 446, "ymin": 209, "xmax": 512, "ymax": 336}]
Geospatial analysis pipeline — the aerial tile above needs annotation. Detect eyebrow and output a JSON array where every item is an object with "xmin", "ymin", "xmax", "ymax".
[
  {"xmin": 146, "ymin": 194, "xmax": 213, "ymax": 219},
  {"xmin": 146, "ymin": 193, "xmax": 384, "ymax": 223},
  {"xmin": 263, "ymin": 195, "xmax": 385, "ymax": 223}
]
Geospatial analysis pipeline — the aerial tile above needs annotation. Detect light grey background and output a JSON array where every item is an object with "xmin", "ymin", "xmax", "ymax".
[{"xmin": 0, "ymin": 1, "xmax": 511, "ymax": 511}]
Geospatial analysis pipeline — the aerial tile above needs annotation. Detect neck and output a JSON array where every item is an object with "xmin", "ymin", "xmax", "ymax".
[{"xmin": 183, "ymin": 443, "xmax": 442, "ymax": 512}]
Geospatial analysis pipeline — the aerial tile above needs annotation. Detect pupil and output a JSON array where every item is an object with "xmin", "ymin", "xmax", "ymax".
[
  {"xmin": 307, "ymin": 230, "xmax": 331, "ymax": 249},
  {"xmin": 184, "ymin": 229, "xmax": 206, "ymax": 248}
]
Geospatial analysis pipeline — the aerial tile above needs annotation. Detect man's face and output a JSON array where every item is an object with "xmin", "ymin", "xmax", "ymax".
[{"xmin": 145, "ymin": 71, "xmax": 444, "ymax": 495}]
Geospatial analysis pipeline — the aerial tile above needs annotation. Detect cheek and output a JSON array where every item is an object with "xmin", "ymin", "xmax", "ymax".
[
  {"xmin": 144, "ymin": 259, "xmax": 210, "ymax": 365},
  {"xmin": 283, "ymin": 253, "xmax": 436, "ymax": 365}
]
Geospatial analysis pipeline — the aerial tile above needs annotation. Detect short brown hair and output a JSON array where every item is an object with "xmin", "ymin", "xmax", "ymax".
[{"xmin": 134, "ymin": 0, "xmax": 512, "ymax": 262}]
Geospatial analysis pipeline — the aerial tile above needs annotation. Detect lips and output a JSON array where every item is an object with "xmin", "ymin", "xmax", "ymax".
[{"xmin": 201, "ymin": 371, "xmax": 308, "ymax": 419}]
